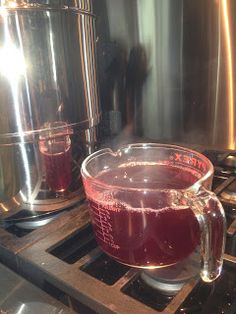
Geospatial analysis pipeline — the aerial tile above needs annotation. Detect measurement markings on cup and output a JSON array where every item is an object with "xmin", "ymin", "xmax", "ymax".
[{"xmin": 91, "ymin": 202, "xmax": 120, "ymax": 249}]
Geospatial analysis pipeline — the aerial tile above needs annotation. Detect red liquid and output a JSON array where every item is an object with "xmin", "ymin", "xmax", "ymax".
[
  {"xmin": 42, "ymin": 146, "xmax": 72, "ymax": 192},
  {"xmin": 84, "ymin": 164, "xmax": 202, "ymax": 268}
]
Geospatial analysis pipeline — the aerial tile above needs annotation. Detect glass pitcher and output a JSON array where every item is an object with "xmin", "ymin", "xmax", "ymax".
[{"xmin": 81, "ymin": 143, "xmax": 226, "ymax": 282}]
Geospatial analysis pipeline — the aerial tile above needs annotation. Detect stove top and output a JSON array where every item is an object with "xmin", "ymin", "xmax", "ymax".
[{"xmin": 0, "ymin": 149, "xmax": 236, "ymax": 314}]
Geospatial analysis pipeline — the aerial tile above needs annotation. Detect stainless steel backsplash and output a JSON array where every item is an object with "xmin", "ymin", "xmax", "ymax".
[{"xmin": 95, "ymin": 0, "xmax": 236, "ymax": 149}]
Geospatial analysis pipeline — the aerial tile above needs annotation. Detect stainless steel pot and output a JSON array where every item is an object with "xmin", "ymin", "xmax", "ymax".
[{"xmin": 0, "ymin": 0, "xmax": 100, "ymax": 219}]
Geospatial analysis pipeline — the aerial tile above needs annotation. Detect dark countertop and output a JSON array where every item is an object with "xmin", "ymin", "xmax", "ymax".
[{"xmin": 0, "ymin": 263, "xmax": 75, "ymax": 314}]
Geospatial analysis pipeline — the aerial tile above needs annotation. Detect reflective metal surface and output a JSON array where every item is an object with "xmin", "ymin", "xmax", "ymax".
[
  {"xmin": 0, "ymin": 263, "xmax": 75, "ymax": 313},
  {"xmin": 0, "ymin": 0, "xmax": 100, "ymax": 219},
  {"xmin": 95, "ymin": 0, "xmax": 236, "ymax": 149},
  {"xmin": 0, "ymin": 1, "xmax": 100, "ymax": 143},
  {"xmin": 0, "ymin": 127, "xmax": 98, "ymax": 219},
  {"xmin": 223, "ymin": 154, "xmax": 236, "ymax": 168}
]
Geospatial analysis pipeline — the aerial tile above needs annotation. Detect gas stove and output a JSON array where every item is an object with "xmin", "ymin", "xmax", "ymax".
[{"xmin": 0, "ymin": 149, "xmax": 236, "ymax": 314}]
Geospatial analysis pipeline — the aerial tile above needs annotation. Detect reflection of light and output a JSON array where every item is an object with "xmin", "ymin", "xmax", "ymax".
[
  {"xmin": 0, "ymin": 6, "xmax": 8, "ymax": 17},
  {"xmin": 221, "ymin": 0, "xmax": 235, "ymax": 149},
  {"xmin": 8, "ymin": 1, "xmax": 18, "ymax": 8},
  {"xmin": 12, "ymin": 197, "xmax": 21, "ymax": 206},
  {"xmin": 0, "ymin": 42, "xmax": 26, "ymax": 79},
  {"xmin": 0, "ymin": 1, "xmax": 18, "ymax": 8},
  {"xmin": 47, "ymin": 11, "xmax": 57, "ymax": 83},
  {"xmin": 19, "ymin": 191, "xmax": 27, "ymax": 202},
  {"xmin": 140, "ymin": 200, "xmax": 147, "ymax": 230},
  {"xmin": 17, "ymin": 304, "xmax": 26, "ymax": 314},
  {"xmin": 49, "ymin": 30, "xmax": 57, "ymax": 82},
  {"xmin": 85, "ymin": 129, "xmax": 93, "ymax": 155},
  {"xmin": 0, "ymin": 10, "xmax": 33, "ymax": 203},
  {"xmin": 0, "ymin": 203, "xmax": 9, "ymax": 212},
  {"xmin": 80, "ymin": 15, "xmax": 93, "ymax": 120}
]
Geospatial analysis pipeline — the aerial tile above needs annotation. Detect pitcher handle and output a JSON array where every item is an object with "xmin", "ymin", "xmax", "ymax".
[{"xmin": 181, "ymin": 187, "xmax": 226, "ymax": 282}]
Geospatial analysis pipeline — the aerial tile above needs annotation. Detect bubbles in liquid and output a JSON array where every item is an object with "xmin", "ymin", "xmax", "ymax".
[{"xmin": 96, "ymin": 162, "xmax": 199, "ymax": 190}]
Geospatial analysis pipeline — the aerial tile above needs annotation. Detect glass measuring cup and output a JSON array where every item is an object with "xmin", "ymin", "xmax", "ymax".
[
  {"xmin": 81, "ymin": 143, "xmax": 226, "ymax": 282},
  {"xmin": 39, "ymin": 121, "xmax": 72, "ymax": 193}
]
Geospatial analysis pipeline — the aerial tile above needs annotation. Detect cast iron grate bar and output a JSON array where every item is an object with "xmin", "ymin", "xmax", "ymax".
[
  {"xmin": 212, "ymin": 176, "xmax": 227, "ymax": 192},
  {"xmin": 80, "ymin": 253, "xmax": 130, "ymax": 285},
  {"xmin": 44, "ymin": 281, "xmax": 96, "ymax": 314},
  {"xmin": 122, "ymin": 274, "xmax": 174, "ymax": 312},
  {"xmin": 220, "ymin": 203, "xmax": 236, "ymax": 220},
  {"xmin": 226, "ymin": 217, "xmax": 235, "ymax": 229},
  {"xmin": 48, "ymin": 224, "xmax": 98, "ymax": 264},
  {"xmin": 225, "ymin": 237, "xmax": 236, "ymax": 257},
  {"xmin": 226, "ymin": 219, "xmax": 236, "ymax": 257}
]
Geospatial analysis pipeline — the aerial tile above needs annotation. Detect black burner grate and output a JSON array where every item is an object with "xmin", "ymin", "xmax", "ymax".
[{"xmin": 212, "ymin": 176, "xmax": 227, "ymax": 191}]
